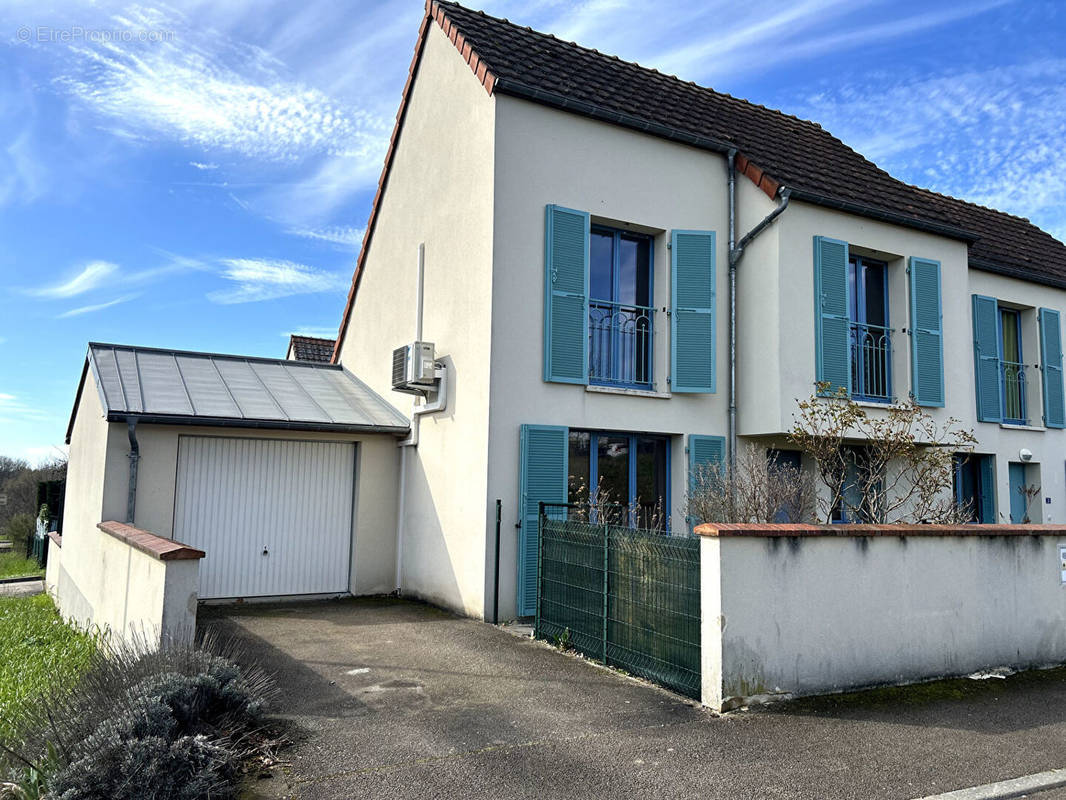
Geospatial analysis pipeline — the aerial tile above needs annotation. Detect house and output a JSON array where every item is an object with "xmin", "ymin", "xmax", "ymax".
[
  {"xmin": 286, "ymin": 334, "xmax": 336, "ymax": 363},
  {"xmin": 54, "ymin": 0, "xmax": 1066, "ymax": 630},
  {"xmin": 332, "ymin": 0, "xmax": 1066, "ymax": 619}
]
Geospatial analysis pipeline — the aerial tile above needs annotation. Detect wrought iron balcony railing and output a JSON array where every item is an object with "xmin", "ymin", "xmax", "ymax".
[
  {"xmin": 850, "ymin": 321, "xmax": 893, "ymax": 402},
  {"xmin": 1001, "ymin": 360, "xmax": 1028, "ymax": 424},
  {"xmin": 588, "ymin": 300, "xmax": 654, "ymax": 389}
]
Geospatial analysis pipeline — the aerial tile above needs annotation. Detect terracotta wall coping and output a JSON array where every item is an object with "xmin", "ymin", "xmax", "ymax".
[
  {"xmin": 48, "ymin": 532, "xmax": 62, "ymax": 548},
  {"xmin": 97, "ymin": 520, "xmax": 206, "ymax": 561},
  {"xmin": 694, "ymin": 522, "xmax": 1066, "ymax": 538}
]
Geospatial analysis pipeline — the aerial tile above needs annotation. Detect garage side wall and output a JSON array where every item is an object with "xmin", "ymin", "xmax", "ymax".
[{"xmin": 51, "ymin": 384, "xmax": 120, "ymax": 623}]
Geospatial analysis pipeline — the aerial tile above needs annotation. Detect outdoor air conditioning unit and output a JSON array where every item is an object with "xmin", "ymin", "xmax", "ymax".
[{"xmin": 392, "ymin": 341, "xmax": 437, "ymax": 394}]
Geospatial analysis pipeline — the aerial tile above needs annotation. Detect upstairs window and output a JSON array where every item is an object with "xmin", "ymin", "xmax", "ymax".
[
  {"xmin": 588, "ymin": 226, "xmax": 654, "ymax": 389},
  {"xmin": 999, "ymin": 307, "xmax": 1027, "ymax": 424},
  {"xmin": 848, "ymin": 255, "xmax": 892, "ymax": 402}
]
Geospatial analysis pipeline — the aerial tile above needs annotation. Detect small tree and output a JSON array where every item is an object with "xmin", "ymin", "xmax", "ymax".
[
  {"xmin": 687, "ymin": 443, "xmax": 816, "ymax": 525},
  {"xmin": 789, "ymin": 385, "xmax": 976, "ymax": 524}
]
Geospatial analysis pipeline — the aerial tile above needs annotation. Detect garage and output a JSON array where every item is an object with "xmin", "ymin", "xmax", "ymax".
[
  {"xmin": 174, "ymin": 436, "xmax": 357, "ymax": 599},
  {"xmin": 56, "ymin": 342, "xmax": 409, "ymax": 623}
]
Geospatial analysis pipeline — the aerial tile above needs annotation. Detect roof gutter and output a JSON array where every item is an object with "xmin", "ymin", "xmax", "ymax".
[
  {"xmin": 493, "ymin": 78, "xmax": 736, "ymax": 155},
  {"xmin": 969, "ymin": 257, "xmax": 1066, "ymax": 291},
  {"xmin": 786, "ymin": 188, "xmax": 979, "ymax": 243},
  {"xmin": 105, "ymin": 413, "xmax": 410, "ymax": 437}
]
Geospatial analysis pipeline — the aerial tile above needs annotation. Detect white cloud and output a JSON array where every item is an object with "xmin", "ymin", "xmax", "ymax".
[
  {"xmin": 282, "ymin": 325, "xmax": 338, "ymax": 339},
  {"xmin": 189, "ymin": 161, "xmax": 219, "ymax": 170},
  {"xmin": 287, "ymin": 225, "xmax": 364, "ymax": 249},
  {"xmin": 28, "ymin": 261, "xmax": 119, "ymax": 298},
  {"xmin": 58, "ymin": 294, "xmax": 139, "ymax": 318},
  {"xmin": 788, "ymin": 58, "xmax": 1066, "ymax": 242},
  {"xmin": 208, "ymin": 258, "xmax": 347, "ymax": 304},
  {"xmin": 55, "ymin": 6, "xmax": 388, "ymax": 163},
  {"xmin": 0, "ymin": 393, "xmax": 48, "ymax": 421}
]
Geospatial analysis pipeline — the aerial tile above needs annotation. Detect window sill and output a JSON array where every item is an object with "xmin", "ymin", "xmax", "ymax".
[
  {"xmin": 853, "ymin": 399, "xmax": 907, "ymax": 411},
  {"xmin": 999, "ymin": 423, "xmax": 1045, "ymax": 432},
  {"xmin": 585, "ymin": 385, "xmax": 671, "ymax": 399}
]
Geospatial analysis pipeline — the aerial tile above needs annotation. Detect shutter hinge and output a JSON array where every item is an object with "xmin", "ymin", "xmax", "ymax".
[{"xmin": 667, "ymin": 241, "xmax": 672, "ymax": 250}]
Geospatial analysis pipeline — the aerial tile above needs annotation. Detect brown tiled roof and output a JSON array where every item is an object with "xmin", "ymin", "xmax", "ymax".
[
  {"xmin": 334, "ymin": 1, "xmax": 1066, "ymax": 360},
  {"xmin": 437, "ymin": 1, "xmax": 1066, "ymax": 286},
  {"xmin": 288, "ymin": 334, "xmax": 336, "ymax": 363}
]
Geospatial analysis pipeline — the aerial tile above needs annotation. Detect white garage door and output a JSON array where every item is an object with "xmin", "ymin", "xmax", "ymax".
[{"xmin": 174, "ymin": 436, "xmax": 355, "ymax": 600}]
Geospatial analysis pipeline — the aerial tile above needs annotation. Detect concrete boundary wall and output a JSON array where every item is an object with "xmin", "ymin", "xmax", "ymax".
[
  {"xmin": 696, "ymin": 523, "xmax": 1066, "ymax": 711},
  {"xmin": 47, "ymin": 520, "xmax": 204, "ymax": 646}
]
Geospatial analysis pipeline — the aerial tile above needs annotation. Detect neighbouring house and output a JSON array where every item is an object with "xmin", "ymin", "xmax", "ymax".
[
  {"xmin": 53, "ymin": 0, "xmax": 1066, "ymax": 636},
  {"xmin": 286, "ymin": 334, "xmax": 336, "ymax": 363}
]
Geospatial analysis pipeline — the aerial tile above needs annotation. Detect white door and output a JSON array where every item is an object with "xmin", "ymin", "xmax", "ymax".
[{"xmin": 174, "ymin": 436, "xmax": 355, "ymax": 599}]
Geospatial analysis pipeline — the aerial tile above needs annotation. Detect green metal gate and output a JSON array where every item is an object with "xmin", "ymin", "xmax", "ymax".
[{"xmin": 534, "ymin": 504, "xmax": 701, "ymax": 699}]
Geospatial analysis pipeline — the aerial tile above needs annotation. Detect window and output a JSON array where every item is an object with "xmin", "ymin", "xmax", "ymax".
[
  {"xmin": 568, "ymin": 430, "xmax": 669, "ymax": 529},
  {"xmin": 588, "ymin": 226, "xmax": 654, "ymax": 389},
  {"xmin": 953, "ymin": 454, "xmax": 994, "ymax": 523},
  {"xmin": 831, "ymin": 446, "xmax": 881, "ymax": 523},
  {"xmin": 999, "ymin": 308, "xmax": 1027, "ymax": 424},
  {"xmin": 848, "ymin": 256, "xmax": 891, "ymax": 402},
  {"xmin": 767, "ymin": 450, "xmax": 804, "ymax": 523}
]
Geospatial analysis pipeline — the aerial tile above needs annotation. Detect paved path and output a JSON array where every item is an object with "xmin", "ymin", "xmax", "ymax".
[
  {"xmin": 202, "ymin": 598, "xmax": 1066, "ymax": 800},
  {"xmin": 0, "ymin": 579, "xmax": 43, "ymax": 598}
]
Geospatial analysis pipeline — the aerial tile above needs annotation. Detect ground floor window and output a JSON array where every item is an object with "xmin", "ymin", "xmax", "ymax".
[
  {"xmin": 953, "ymin": 454, "xmax": 995, "ymax": 523},
  {"xmin": 767, "ymin": 449, "xmax": 804, "ymax": 523},
  {"xmin": 568, "ymin": 430, "xmax": 669, "ymax": 529},
  {"xmin": 831, "ymin": 446, "xmax": 881, "ymax": 523}
]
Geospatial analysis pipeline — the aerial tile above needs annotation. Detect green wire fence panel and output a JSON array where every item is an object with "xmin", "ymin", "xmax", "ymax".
[{"xmin": 535, "ymin": 505, "xmax": 701, "ymax": 699}]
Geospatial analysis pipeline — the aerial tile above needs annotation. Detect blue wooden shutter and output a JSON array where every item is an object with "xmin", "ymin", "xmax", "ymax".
[
  {"xmin": 908, "ymin": 257, "xmax": 944, "ymax": 406},
  {"xmin": 1039, "ymin": 308, "xmax": 1065, "ymax": 428},
  {"xmin": 544, "ymin": 205, "xmax": 589, "ymax": 384},
  {"xmin": 517, "ymin": 424, "xmax": 568, "ymax": 617},
  {"xmin": 813, "ymin": 236, "xmax": 851, "ymax": 394},
  {"xmin": 972, "ymin": 295, "xmax": 1002, "ymax": 422},
  {"xmin": 687, "ymin": 434, "xmax": 725, "ymax": 526},
  {"xmin": 671, "ymin": 230, "xmax": 716, "ymax": 393}
]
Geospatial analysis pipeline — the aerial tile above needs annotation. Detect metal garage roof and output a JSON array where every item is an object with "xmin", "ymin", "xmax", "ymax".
[{"xmin": 69, "ymin": 343, "xmax": 409, "ymax": 440}]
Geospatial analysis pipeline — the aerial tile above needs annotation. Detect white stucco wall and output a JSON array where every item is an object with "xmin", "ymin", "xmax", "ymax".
[
  {"xmin": 53, "ymin": 380, "xmax": 120, "ymax": 625},
  {"xmin": 487, "ymin": 96, "xmax": 760, "ymax": 618},
  {"xmin": 335, "ymin": 23, "xmax": 497, "ymax": 616},
  {"xmin": 701, "ymin": 530, "xmax": 1066, "ymax": 710},
  {"xmin": 58, "ymin": 523, "xmax": 199, "ymax": 645},
  {"xmin": 751, "ymin": 199, "xmax": 1066, "ymax": 521}
]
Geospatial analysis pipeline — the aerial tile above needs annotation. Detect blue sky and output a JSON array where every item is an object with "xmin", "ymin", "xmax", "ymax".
[{"xmin": 0, "ymin": 0, "xmax": 1063, "ymax": 462}]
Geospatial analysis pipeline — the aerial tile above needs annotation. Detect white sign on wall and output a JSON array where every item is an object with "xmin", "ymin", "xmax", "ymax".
[{"xmin": 1060, "ymin": 545, "xmax": 1066, "ymax": 584}]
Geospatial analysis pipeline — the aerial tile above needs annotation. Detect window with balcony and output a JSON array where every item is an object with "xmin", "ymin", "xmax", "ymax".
[
  {"xmin": 999, "ymin": 307, "xmax": 1027, "ymax": 424},
  {"xmin": 848, "ymin": 255, "xmax": 892, "ymax": 402},
  {"xmin": 588, "ymin": 226, "xmax": 654, "ymax": 389}
]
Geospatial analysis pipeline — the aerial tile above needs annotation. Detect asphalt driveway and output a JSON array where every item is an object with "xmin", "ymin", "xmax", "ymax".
[{"xmin": 200, "ymin": 597, "xmax": 1066, "ymax": 800}]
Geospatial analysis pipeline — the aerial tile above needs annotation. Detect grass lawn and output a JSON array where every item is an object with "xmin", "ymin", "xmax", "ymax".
[
  {"xmin": 0, "ymin": 551, "xmax": 44, "ymax": 580},
  {"xmin": 0, "ymin": 593, "xmax": 97, "ymax": 745}
]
